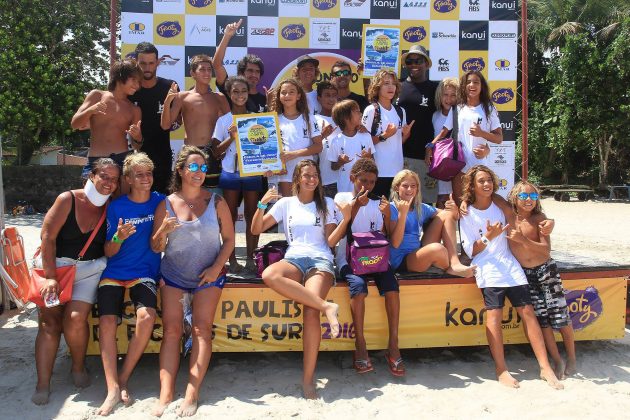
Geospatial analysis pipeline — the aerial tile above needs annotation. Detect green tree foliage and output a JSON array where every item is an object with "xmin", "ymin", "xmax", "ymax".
[
  {"xmin": 0, "ymin": 1, "xmax": 110, "ymax": 164},
  {"xmin": 526, "ymin": 1, "xmax": 630, "ymax": 185}
]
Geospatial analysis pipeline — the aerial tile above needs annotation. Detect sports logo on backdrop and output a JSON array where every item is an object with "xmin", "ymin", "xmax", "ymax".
[
  {"xmin": 129, "ymin": 22, "xmax": 146, "ymax": 33},
  {"xmin": 489, "ymin": 0, "xmax": 517, "ymax": 20},
  {"xmin": 157, "ymin": 21, "xmax": 182, "ymax": 38},
  {"xmin": 499, "ymin": 111, "xmax": 516, "ymax": 141},
  {"xmin": 566, "ymin": 287, "xmax": 603, "ymax": 330},
  {"xmin": 459, "ymin": 21, "xmax": 488, "ymax": 50},
  {"xmin": 491, "ymin": 32, "xmax": 516, "ymax": 39},
  {"xmin": 281, "ymin": 24, "xmax": 306, "ymax": 40},
  {"xmin": 248, "ymin": 0, "xmax": 279, "ymax": 16},
  {"xmin": 189, "ymin": 0, "xmax": 213, "ymax": 6},
  {"xmin": 495, "ymin": 59, "xmax": 510, "ymax": 69},
  {"xmin": 371, "ymin": 0, "xmax": 400, "ymax": 20},
  {"xmin": 185, "ymin": 46, "xmax": 216, "ymax": 74},
  {"xmin": 403, "ymin": 26, "xmax": 427, "ymax": 43},
  {"xmin": 122, "ymin": 0, "xmax": 153, "ymax": 13},
  {"xmin": 491, "ymin": 88, "xmax": 514, "ymax": 105},
  {"xmin": 461, "ymin": 57, "xmax": 485, "ymax": 72},
  {"xmin": 313, "ymin": 0, "xmax": 337, "ymax": 10},
  {"xmin": 437, "ymin": 58, "xmax": 450, "ymax": 71},
  {"xmin": 216, "ymin": 16, "xmax": 247, "ymax": 47},
  {"xmin": 311, "ymin": 20, "xmax": 339, "ymax": 48},
  {"xmin": 339, "ymin": 18, "xmax": 368, "ymax": 49},
  {"xmin": 467, "ymin": 0, "xmax": 479, "ymax": 11},
  {"xmin": 251, "ymin": 27, "xmax": 275, "ymax": 35},
  {"xmin": 160, "ymin": 54, "xmax": 181, "ymax": 66},
  {"xmin": 433, "ymin": 0, "xmax": 456, "ymax": 13}
]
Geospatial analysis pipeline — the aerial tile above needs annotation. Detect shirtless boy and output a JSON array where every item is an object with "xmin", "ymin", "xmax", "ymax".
[
  {"xmin": 71, "ymin": 59, "xmax": 143, "ymax": 188},
  {"xmin": 160, "ymin": 54, "xmax": 229, "ymax": 187}
]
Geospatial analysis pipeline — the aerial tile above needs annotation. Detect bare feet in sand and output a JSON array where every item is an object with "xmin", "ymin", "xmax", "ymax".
[
  {"xmin": 324, "ymin": 302, "xmax": 340, "ymax": 338},
  {"xmin": 72, "ymin": 369, "xmax": 91, "ymax": 388},
  {"xmin": 178, "ymin": 397, "xmax": 198, "ymax": 417},
  {"xmin": 553, "ymin": 358, "xmax": 566, "ymax": 380},
  {"xmin": 152, "ymin": 399, "xmax": 171, "ymax": 417},
  {"xmin": 447, "ymin": 263, "xmax": 477, "ymax": 278},
  {"xmin": 540, "ymin": 368, "xmax": 564, "ymax": 390},
  {"xmin": 565, "ymin": 358, "xmax": 577, "ymax": 377},
  {"xmin": 96, "ymin": 390, "xmax": 121, "ymax": 416},
  {"xmin": 31, "ymin": 387, "xmax": 50, "ymax": 405},
  {"xmin": 302, "ymin": 382, "xmax": 319, "ymax": 400},
  {"xmin": 120, "ymin": 385, "xmax": 133, "ymax": 406},
  {"xmin": 497, "ymin": 370, "xmax": 520, "ymax": 388}
]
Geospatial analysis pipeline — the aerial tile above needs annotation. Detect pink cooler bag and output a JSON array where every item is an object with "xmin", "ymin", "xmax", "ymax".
[
  {"xmin": 427, "ymin": 138, "xmax": 466, "ymax": 181},
  {"xmin": 348, "ymin": 231, "xmax": 390, "ymax": 275},
  {"xmin": 254, "ymin": 240, "xmax": 288, "ymax": 277}
]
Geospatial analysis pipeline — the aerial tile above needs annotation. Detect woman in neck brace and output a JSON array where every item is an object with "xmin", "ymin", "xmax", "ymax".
[{"xmin": 31, "ymin": 158, "xmax": 120, "ymax": 406}]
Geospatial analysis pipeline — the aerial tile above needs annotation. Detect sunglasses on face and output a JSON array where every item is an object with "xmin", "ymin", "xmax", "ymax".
[
  {"xmin": 517, "ymin": 192, "xmax": 539, "ymax": 201},
  {"xmin": 405, "ymin": 57, "xmax": 426, "ymax": 65},
  {"xmin": 187, "ymin": 163, "xmax": 208, "ymax": 173},
  {"xmin": 332, "ymin": 69, "xmax": 351, "ymax": 77}
]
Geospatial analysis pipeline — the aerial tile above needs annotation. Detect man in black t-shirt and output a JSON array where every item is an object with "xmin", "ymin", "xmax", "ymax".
[
  {"xmin": 397, "ymin": 44, "xmax": 439, "ymax": 203},
  {"xmin": 330, "ymin": 60, "xmax": 369, "ymax": 112},
  {"xmin": 129, "ymin": 42, "xmax": 177, "ymax": 194}
]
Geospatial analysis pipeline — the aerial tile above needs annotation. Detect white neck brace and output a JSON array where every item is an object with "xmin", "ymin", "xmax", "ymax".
[{"xmin": 84, "ymin": 178, "xmax": 111, "ymax": 207}]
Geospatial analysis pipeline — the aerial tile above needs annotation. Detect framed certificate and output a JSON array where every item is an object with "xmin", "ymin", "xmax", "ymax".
[
  {"xmin": 234, "ymin": 112, "xmax": 285, "ymax": 177},
  {"xmin": 361, "ymin": 24, "xmax": 401, "ymax": 78}
]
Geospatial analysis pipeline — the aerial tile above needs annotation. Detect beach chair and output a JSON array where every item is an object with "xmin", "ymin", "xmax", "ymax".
[{"xmin": 1, "ymin": 227, "xmax": 31, "ymax": 308}]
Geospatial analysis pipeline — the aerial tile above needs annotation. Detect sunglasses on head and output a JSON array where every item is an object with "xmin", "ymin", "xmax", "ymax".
[
  {"xmin": 405, "ymin": 57, "xmax": 426, "ymax": 65},
  {"xmin": 517, "ymin": 192, "xmax": 539, "ymax": 201},
  {"xmin": 187, "ymin": 163, "xmax": 208, "ymax": 173},
  {"xmin": 332, "ymin": 69, "xmax": 351, "ymax": 77}
]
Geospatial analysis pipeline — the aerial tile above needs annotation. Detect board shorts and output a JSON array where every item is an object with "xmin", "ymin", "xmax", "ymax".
[
  {"xmin": 82, "ymin": 151, "xmax": 131, "ymax": 179},
  {"xmin": 481, "ymin": 284, "xmax": 531, "ymax": 310},
  {"xmin": 523, "ymin": 259, "xmax": 571, "ymax": 329},
  {"xmin": 97, "ymin": 277, "xmax": 157, "ymax": 319}
]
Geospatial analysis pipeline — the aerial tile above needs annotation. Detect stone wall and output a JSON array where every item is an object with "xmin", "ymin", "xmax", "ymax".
[{"xmin": 2, "ymin": 166, "xmax": 84, "ymax": 212}]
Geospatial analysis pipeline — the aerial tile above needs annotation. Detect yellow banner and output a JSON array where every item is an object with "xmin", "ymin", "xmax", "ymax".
[{"xmin": 86, "ymin": 276, "xmax": 627, "ymax": 355}]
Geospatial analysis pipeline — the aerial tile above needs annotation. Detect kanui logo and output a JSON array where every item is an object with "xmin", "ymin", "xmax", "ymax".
[
  {"xmin": 437, "ymin": 58, "xmax": 450, "ymax": 71},
  {"xmin": 459, "ymin": 21, "xmax": 488, "ymax": 50},
  {"xmin": 371, "ymin": 0, "xmax": 399, "ymax": 20},
  {"xmin": 403, "ymin": 26, "xmax": 427, "ymax": 43},
  {"xmin": 461, "ymin": 57, "xmax": 485, "ymax": 72},
  {"xmin": 340, "ymin": 18, "xmax": 369, "ymax": 49},
  {"xmin": 249, "ymin": 0, "xmax": 278, "ymax": 16},
  {"xmin": 282, "ymin": 24, "xmax": 306, "ymax": 41},
  {"xmin": 433, "ymin": 0, "xmax": 456, "ymax": 13},
  {"xmin": 461, "ymin": 30, "xmax": 485, "ymax": 40},
  {"xmin": 251, "ymin": 0, "xmax": 276, "ymax": 4},
  {"xmin": 313, "ymin": 0, "xmax": 337, "ymax": 10},
  {"xmin": 157, "ymin": 21, "xmax": 182, "ymax": 38}
]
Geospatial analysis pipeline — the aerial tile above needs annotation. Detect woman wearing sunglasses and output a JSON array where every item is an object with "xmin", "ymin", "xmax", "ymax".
[{"xmin": 151, "ymin": 145, "xmax": 235, "ymax": 417}]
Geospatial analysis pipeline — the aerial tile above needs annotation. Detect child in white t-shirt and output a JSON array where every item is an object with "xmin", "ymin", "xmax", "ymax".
[
  {"xmin": 270, "ymin": 78, "xmax": 322, "ymax": 198},
  {"xmin": 361, "ymin": 68, "xmax": 414, "ymax": 197},
  {"xmin": 459, "ymin": 165, "xmax": 562, "ymax": 390},
  {"xmin": 334, "ymin": 158, "xmax": 403, "ymax": 377},
  {"xmin": 251, "ymin": 159, "xmax": 352, "ymax": 399},
  {"xmin": 314, "ymin": 81, "xmax": 341, "ymax": 198},
  {"xmin": 328, "ymin": 99, "xmax": 375, "ymax": 193}
]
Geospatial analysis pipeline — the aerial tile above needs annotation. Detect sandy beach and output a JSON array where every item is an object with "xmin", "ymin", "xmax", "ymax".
[{"xmin": 1, "ymin": 198, "xmax": 629, "ymax": 419}]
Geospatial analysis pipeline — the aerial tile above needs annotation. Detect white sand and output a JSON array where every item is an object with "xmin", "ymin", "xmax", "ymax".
[{"xmin": 1, "ymin": 198, "xmax": 629, "ymax": 419}]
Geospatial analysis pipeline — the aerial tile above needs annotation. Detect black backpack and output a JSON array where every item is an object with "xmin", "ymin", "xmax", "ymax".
[{"xmin": 369, "ymin": 102, "xmax": 404, "ymax": 136}]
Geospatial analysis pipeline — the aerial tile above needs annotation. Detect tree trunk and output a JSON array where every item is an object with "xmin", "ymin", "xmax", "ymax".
[
  {"xmin": 15, "ymin": 128, "xmax": 40, "ymax": 165},
  {"xmin": 597, "ymin": 133, "xmax": 613, "ymax": 188}
]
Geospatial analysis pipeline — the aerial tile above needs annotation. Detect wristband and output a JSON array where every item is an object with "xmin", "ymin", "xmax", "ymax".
[
  {"xmin": 378, "ymin": 134, "xmax": 387, "ymax": 143},
  {"xmin": 257, "ymin": 201, "xmax": 268, "ymax": 210},
  {"xmin": 480, "ymin": 235, "xmax": 490, "ymax": 246},
  {"xmin": 112, "ymin": 233, "xmax": 125, "ymax": 244},
  {"xmin": 425, "ymin": 142, "xmax": 435, "ymax": 149}
]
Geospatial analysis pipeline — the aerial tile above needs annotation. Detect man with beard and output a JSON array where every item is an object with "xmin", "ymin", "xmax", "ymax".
[
  {"xmin": 397, "ymin": 45, "xmax": 439, "ymax": 204},
  {"xmin": 330, "ymin": 61, "xmax": 368, "ymax": 112},
  {"xmin": 129, "ymin": 42, "xmax": 178, "ymax": 194}
]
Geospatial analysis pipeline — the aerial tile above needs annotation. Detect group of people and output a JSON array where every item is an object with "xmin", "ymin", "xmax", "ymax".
[{"xmin": 32, "ymin": 21, "xmax": 577, "ymax": 416}]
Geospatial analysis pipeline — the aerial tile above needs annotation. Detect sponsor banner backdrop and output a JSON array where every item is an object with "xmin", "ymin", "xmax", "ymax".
[
  {"xmin": 85, "ymin": 277, "xmax": 627, "ymax": 354},
  {"xmin": 121, "ymin": 0, "xmax": 519, "ymax": 189}
]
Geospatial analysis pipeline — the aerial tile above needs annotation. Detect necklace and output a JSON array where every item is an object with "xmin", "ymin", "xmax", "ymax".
[{"xmin": 176, "ymin": 193, "xmax": 195, "ymax": 209}]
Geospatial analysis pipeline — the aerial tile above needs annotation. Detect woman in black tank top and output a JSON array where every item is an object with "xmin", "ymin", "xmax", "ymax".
[{"xmin": 32, "ymin": 159, "xmax": 120, "ymax": 406}]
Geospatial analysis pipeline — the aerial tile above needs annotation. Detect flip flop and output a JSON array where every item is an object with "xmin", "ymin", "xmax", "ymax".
[
  {"xmin": 385, "ymin": 352, "xmax": 405, "ymax": 377},
  {"xmin": 353, "ymin": 353, "xmax": 374, "ymax": 374}
]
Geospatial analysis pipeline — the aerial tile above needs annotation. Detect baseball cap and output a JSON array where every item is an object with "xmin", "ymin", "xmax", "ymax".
[{"xmin": 296, "ymin": 54, "xmax": 320, "ymax": 68}]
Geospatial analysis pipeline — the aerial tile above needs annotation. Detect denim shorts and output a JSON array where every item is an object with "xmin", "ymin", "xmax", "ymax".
[
  {"xmin": 340, "ymin": 264, "xmax": 399, "ymax": 298},
  {"xmin": 284, "ymin": 256, "xmax": 336, "ymax": 284}
]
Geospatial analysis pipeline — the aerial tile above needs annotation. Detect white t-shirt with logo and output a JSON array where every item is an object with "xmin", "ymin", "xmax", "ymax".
[
  {"xmin": 460, "ymin": 202, "xmax": 528, "ymax": 289},
  {"xmin": 333, "ymin": 192, "xmax": 384, "ymax": 268},
  {"xmin": 432, "ymin": 109, "xmax": 454, "ymax": 195},
  {"xmin": 327, "ymin": 131, "xmax": 375, "ymax": 193},
  {"xmin": 275, "ymin": 113, "xmax": 321, "ymax": 183},
  {"xmin": 313, "ymin": 114, "xmax": 339, "ymax": 187},
  {"xmin": 361, "ymin": 103, "xmax": 406, "ymax": 177},
  {"xmin": 212, "ymin": 112, "xmax": 238, "ymax": 173},
  {"xmin": 457, "ymin": 104, "xmax": 501, "ymax": 172},
  {"xmin": 306, "ymin": 90, "xmax": 322, "ymax": 115},
  {"xmin": 267, "ymin": 196, "xmax": 337, "ymax": 260}
]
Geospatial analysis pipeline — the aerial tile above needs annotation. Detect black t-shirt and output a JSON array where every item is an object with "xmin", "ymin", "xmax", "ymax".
[
  {"xmin": 217, "ymin": 81, "xmax": 267, "ymax": 113},
  {"xmin": 397, "ymin": 79, "xmax": 439, "ymax": 159},
  {"xmin": 345, "ymin": 92, "xmax": 369, "ymax": 112},
  {"xmin": 129, "ymin": 77, "xmax": 175, "ymax": 169}
]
